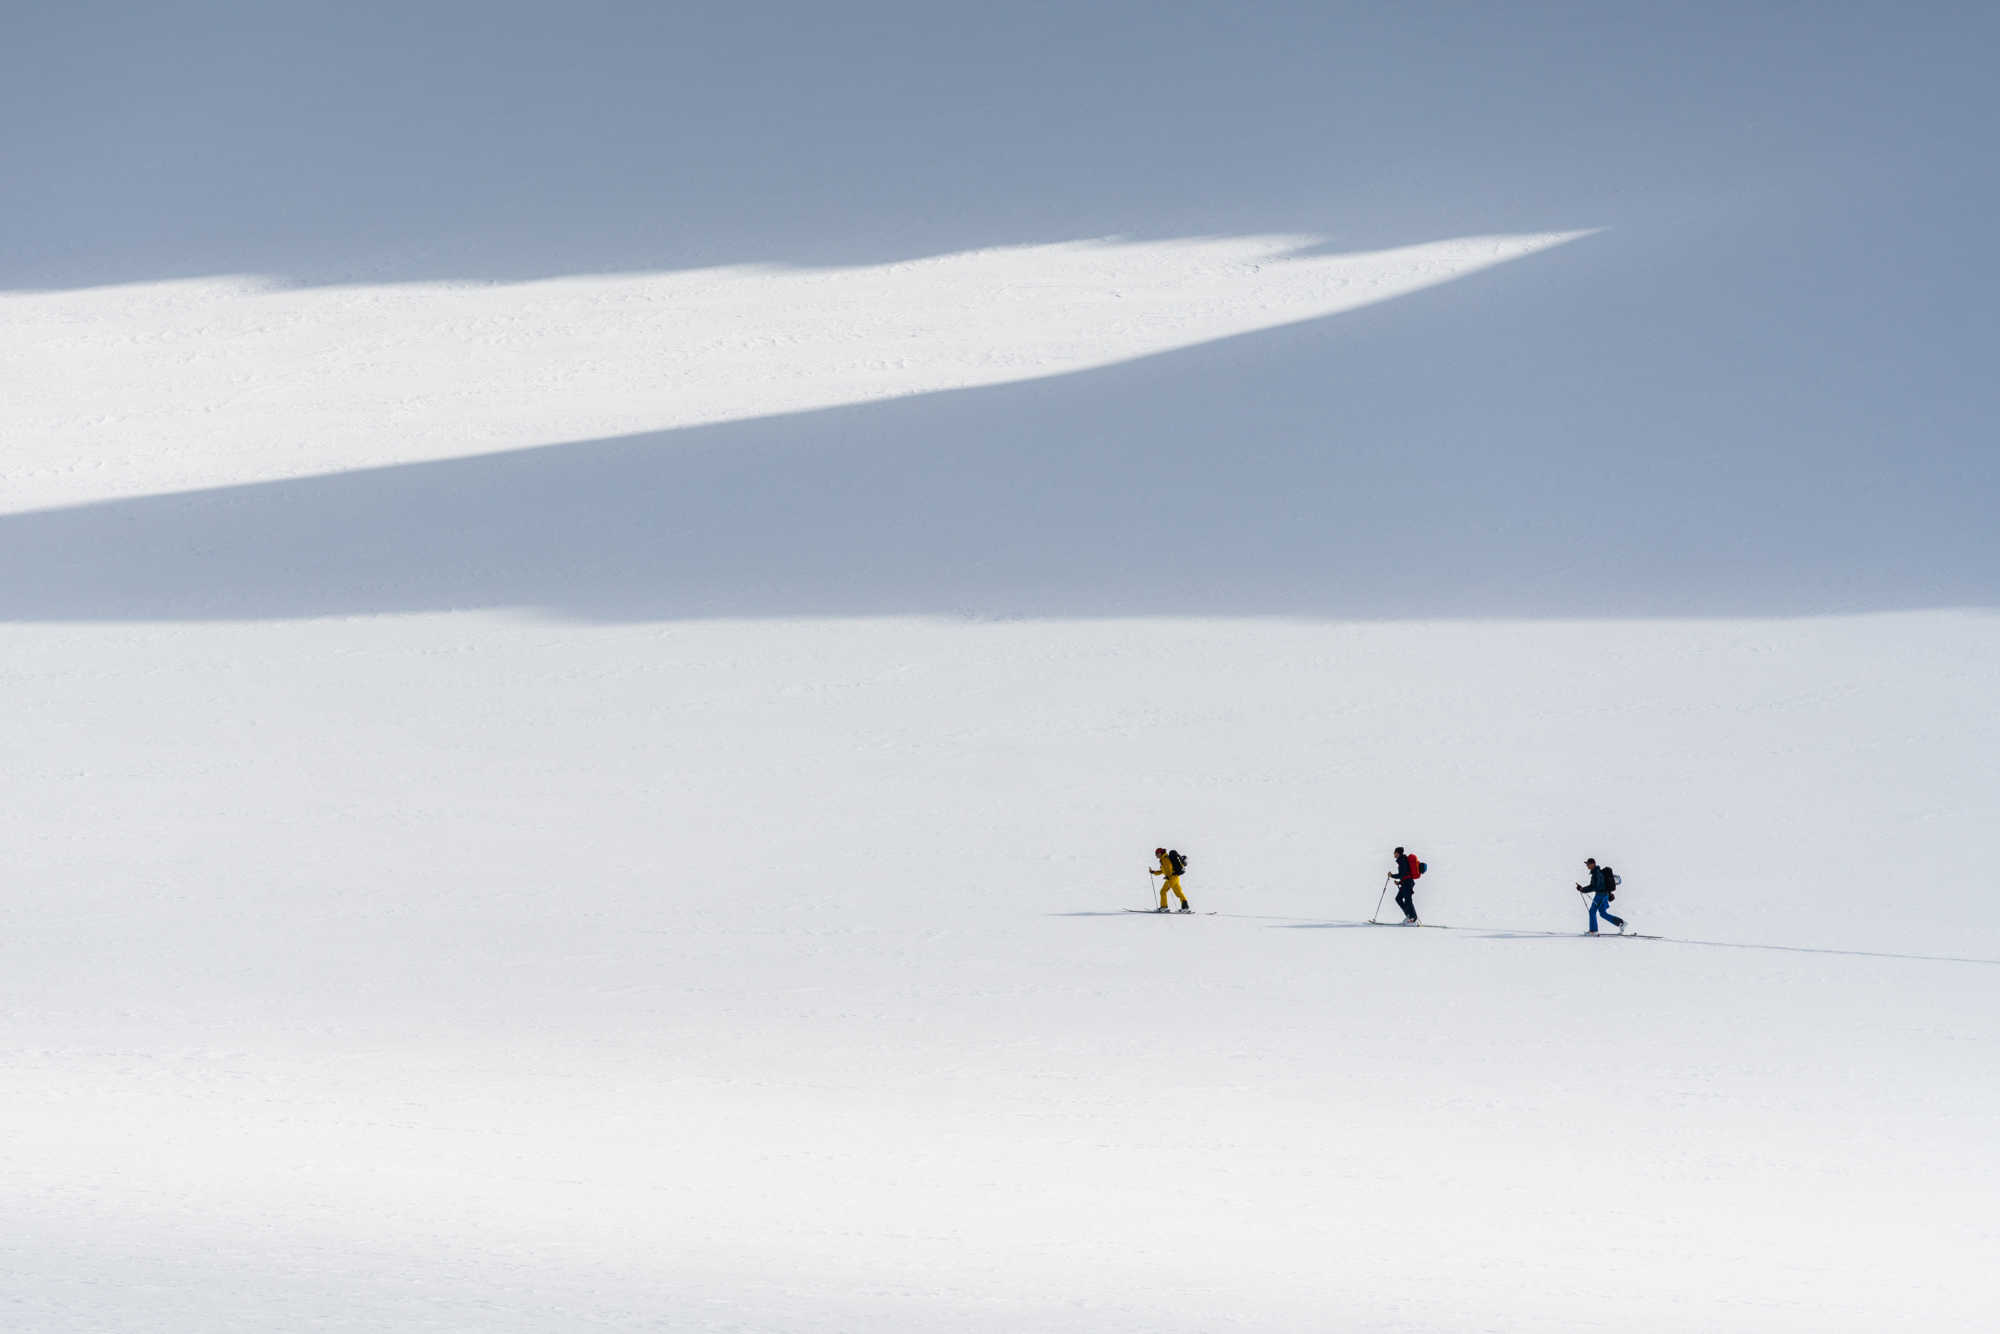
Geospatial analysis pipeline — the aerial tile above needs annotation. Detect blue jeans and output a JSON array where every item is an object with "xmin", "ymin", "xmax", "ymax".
[
  {"xmin": 1590, "ymin": 892, "xmax": 1625, "ymax": 932},
  {"xmin": 1395, "ymin": 881, "xmax": 1417, "ymax": 920}
]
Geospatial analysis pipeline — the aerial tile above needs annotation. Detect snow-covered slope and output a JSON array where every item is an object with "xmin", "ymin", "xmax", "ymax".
[
  {"xmin": 7, "ymin": 612, "xmax": 1996, "ymax": 1333},
  {"xmin": 4, "ymin": 5, "xmax": 1997, "ymax": 1332}
]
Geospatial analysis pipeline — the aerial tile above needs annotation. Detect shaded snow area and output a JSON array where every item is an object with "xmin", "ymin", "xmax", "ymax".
[{"xmin": 3, "ymin": 4, "xmax": 1997, "ymax": 1331}]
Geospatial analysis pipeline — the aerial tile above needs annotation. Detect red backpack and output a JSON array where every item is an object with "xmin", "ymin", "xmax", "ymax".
[{"xmin": 1404, "ymin": 853, "xmax": 1426, "ymax": 879}]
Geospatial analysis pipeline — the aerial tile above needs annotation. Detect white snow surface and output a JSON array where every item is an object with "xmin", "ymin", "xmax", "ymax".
[
  {"xmin": 2, "ymin": 232, "xmax": 1579, "ymax": 510},
  {"xmin": 5, "ymin": 4, "xmax": 1999, "ymax": 1332}
]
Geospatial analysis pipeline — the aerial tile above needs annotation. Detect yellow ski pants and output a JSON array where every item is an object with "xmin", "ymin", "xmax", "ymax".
[{"xmin": 1158, "ymin": 875, "xmax": 1187, "ymax": 909}]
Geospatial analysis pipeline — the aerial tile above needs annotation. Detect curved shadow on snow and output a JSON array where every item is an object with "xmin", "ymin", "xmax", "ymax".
[
  {"xmin": 7, "ymin": 5, "xmax": 1997, "ymax": 291},
  {"xmin": 4, "ymin": 237, "xmax": 1995, "ymax": 623},
  {"xmin": 8, "ymin": 8, "xmax": 1997, "ymax": 623}
]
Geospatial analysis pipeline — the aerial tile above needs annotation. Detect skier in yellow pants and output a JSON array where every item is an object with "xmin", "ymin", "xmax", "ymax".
[{"xmin": 1152, "ymin": 847, "xmax": 1191, "ymax": 913}]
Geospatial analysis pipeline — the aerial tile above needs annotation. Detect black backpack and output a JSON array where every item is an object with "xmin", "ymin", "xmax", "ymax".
[
  {"xmin": 1167, "ymin": 849, "xmax": 1188, "ymax": 877},
  {"xmin": 1601, "ymin": 866, "xmax": 1620, "ymax": 899}
]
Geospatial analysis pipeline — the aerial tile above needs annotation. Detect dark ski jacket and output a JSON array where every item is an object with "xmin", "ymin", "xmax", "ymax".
[
  {"xmin": 1396, "ymin": 854, "xmax": 1419, "ymax": 885},
  {"xmin": 1584, "ymin": 866, "xmax": 1615, "ymax": 896}
]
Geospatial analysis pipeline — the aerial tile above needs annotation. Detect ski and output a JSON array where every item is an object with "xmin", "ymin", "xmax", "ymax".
[
  {"xmin": 1361, "ymin": 920, "xmax": 1664, "ymax": 939},
  {"xmin": 1497, "ymin": 927, "xmax": 1664, "ymax": 939},
  {"xmin": 1123, "ymin": 908, "xmax": 1217, "ymax": 915}
]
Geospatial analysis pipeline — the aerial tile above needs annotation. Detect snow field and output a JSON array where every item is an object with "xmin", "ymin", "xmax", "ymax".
[
  {"xmin": 5, "ymin": 611, "xmax": 1995, "ymax": 1331},
  {"xmin": 6, "ymin": 3, "xmax": 1999, "ymax": 1328}
]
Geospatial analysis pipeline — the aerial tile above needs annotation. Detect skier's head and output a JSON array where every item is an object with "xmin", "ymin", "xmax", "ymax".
[
  {"xmin": 1394, "ymin": 847, "xmax": 1404, "ymax": 856},
  {"xmin": 1584, "ymin": 858, "xmax": 1598, "ymax": 868},
  {"xmin": 1155, "ymin": 847, "xmax": 1166, "ymax": 856}
]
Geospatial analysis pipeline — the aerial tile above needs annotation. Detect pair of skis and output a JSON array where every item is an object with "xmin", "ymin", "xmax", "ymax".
[
  {"xmin": 1123, "ymin": 907, "xmax": 1218, "ymax": 916},
  {"xmin": 1367, "ymin": 919, "xmax": 1662, "ymax": 939}
]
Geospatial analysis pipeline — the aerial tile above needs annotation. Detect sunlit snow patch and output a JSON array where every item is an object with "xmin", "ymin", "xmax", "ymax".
[{"xmin": 2, "ymin": 231, "xmax": 1587, "ymax": 511}]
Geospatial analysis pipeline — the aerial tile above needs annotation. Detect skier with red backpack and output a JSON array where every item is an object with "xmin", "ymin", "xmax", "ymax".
[{"xmin": 1392, "ymin": 847, "xmax": 1426, "ymax": 924}]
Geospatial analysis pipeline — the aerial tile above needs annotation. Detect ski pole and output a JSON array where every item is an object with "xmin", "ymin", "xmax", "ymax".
[{"xmin": 1372, "ymin": 873, "xmax": 1391, "ymax": 924}]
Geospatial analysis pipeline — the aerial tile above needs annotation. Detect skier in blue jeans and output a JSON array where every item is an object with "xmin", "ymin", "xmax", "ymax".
[{"xmin": 1575, "ymin": 858, "xmax": 1627, "ymax": 935}]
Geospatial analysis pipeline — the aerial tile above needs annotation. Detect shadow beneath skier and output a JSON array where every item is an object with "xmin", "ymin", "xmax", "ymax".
[
  {"xmin": 1464, "ymin": 930, "xmax": 2000, "ymax": 966},
  {"xmin": 1257, "ymin": 919, "xmax": 2000, "ymax": 964}
]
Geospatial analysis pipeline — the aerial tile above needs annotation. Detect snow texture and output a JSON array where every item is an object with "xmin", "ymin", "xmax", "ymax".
[{"xmin": 3, "ymin": 4, "xmax": 1997, "ymax": 1331}]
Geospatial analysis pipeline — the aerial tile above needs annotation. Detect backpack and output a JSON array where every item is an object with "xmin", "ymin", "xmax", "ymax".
[
  {"xmin": 1167, "ymin": 849, "xmax": 1187, "ymax": 877},
  {"xmin": 1602, "ymin": 866, "xmax": 1620, "ymax": 899},
  {"xmin": 1404, "ymin": 853, "xmax": 1425, "ymax": 880}
]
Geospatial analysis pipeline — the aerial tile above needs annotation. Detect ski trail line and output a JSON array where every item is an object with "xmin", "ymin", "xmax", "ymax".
[{"xmin": 1229, "ymin": 915, "xmax": 2000, "ymax": 966}]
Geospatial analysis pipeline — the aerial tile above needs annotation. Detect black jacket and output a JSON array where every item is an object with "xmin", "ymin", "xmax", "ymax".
[{"xmin": 1584, "ymin": 866, "xmax": 1614, "ymax": 895}]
